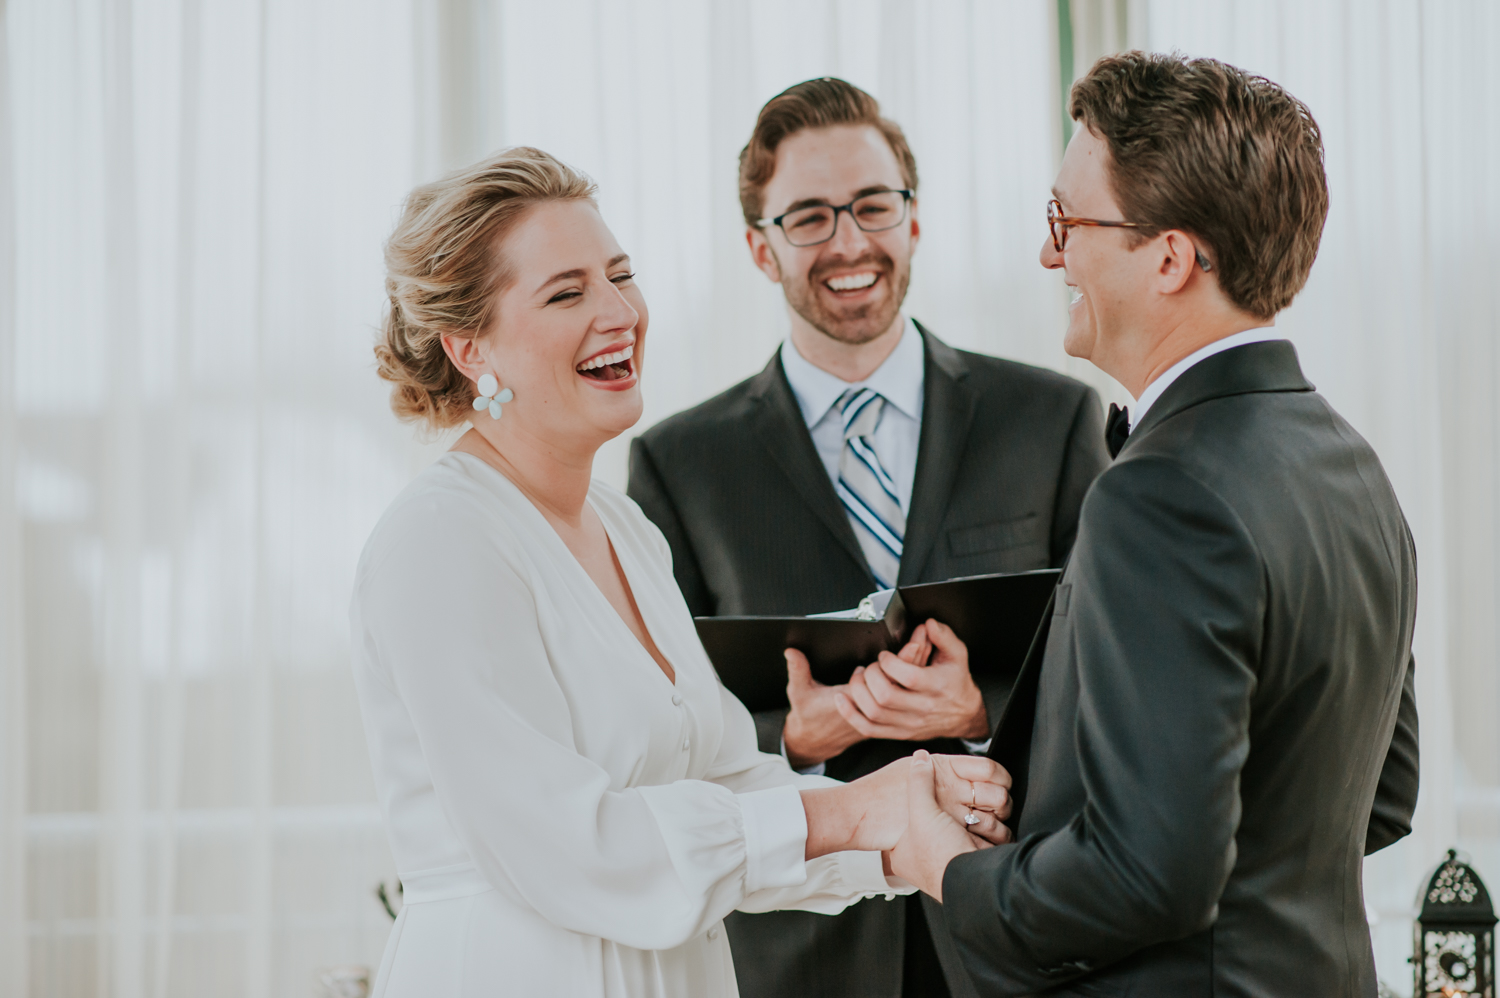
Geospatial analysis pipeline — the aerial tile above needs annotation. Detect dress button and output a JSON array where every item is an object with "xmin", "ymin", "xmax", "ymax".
[
  {"xmin": 671, "ymin": 694, "xmax": 683, "ymax": 706},
  {"xmin": 708, "ymin": 927, "xmax": 720, "ymax": 940},
  {"xmin": 683, "ymin": 739, "xmax": 690, "ymax": 750}
]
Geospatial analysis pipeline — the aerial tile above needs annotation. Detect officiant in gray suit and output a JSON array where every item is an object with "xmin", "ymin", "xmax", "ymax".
[{"xmin": 627, "ymin": 78, "xmax": 1109, "ymax": 998}]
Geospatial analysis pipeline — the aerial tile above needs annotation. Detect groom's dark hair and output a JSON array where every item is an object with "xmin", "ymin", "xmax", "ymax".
[
  {"xmin": 738, "ymin": 78, "xmax": 918, "ymax": 229},
  {"xmin": 1070, "ymin": 52, "xmax": 1329, "ymax": 320}
]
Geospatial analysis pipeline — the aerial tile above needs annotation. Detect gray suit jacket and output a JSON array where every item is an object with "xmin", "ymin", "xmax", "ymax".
[
  {"xmin": 944, "ymin": 340, "xmax": 1421, "ymax": 997},
  {"xmin": 628, "ymin": 325, "xmax": 1109, "ymax": 997}
]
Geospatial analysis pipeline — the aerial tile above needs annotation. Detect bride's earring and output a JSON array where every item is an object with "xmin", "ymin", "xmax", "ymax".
[{"xmin": 472, "ymin": 373, "xmax": 514, "ymax": 421}]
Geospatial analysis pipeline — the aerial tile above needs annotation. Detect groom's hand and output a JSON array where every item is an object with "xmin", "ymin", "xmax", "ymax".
[
  {"xmin": 837, "ymin": 621, "xmax": 990, "ymax": 741},
  {"xmin": 890, "ymin": 750, "xmax": 997, "ymax": 901}
]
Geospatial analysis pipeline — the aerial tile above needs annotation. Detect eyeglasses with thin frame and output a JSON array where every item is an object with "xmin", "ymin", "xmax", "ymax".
[
  {"xmin": 758, "ymin": 190, "xmax": 913, "ymax": 248},
  {"xmin": 1047, "ymin": 199, "xmax": 1213, "ymax": 271}
]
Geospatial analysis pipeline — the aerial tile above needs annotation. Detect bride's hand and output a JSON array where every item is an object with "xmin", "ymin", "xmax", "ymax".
[
  {"xmin": 801, "ymin": 753, "xmax": 1012, "ymax": 858},
  {"xmin": 928, "ymin": 754, "xmax": 1012, "ymax": 845}
]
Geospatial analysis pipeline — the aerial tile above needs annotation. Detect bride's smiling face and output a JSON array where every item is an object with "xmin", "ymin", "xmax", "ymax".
[{"xmin": 464, "ymin": 200, "xmax": 648, "ymax": 448}]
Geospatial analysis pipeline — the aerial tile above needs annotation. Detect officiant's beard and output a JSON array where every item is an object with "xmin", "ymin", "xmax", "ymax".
[{"xmin": 780, "ymin": 248, "xmax": 911, "ymax": 346}]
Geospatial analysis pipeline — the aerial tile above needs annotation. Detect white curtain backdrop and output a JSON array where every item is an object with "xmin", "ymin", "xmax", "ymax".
[
  {"xmin": 5, "ymin": 1, "xmax": 440, "ymax": 995},
  {"xmin": 2, "ymin": 1, "xmax": 1495, "ymax": 995}
]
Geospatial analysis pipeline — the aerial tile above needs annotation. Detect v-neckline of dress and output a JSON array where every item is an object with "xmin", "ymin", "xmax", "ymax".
[{"xmin": 450, "ymin": 452, "xmax": 680, "ymax": 689}]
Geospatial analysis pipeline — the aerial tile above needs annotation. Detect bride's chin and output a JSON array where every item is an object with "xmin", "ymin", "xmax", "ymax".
[{"xmin": 589, "ymin": 395, "xmax": 644, "ymax": 437}]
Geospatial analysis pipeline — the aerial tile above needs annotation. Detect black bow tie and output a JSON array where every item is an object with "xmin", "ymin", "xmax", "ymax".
[{"xmin": 1106, "ymin": 403, "xmax": 1131, "ymax": 459}]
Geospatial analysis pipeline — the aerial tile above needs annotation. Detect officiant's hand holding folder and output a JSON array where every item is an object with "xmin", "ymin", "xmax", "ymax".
[{"xmin": 694, "ymin": 569, "xmax": 1061, "ymax": 715}]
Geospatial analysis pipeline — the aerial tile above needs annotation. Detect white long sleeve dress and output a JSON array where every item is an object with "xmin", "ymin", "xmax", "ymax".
[{"xmin": 350, "ymin": 452, "xmax": 909, "ymax": 998}]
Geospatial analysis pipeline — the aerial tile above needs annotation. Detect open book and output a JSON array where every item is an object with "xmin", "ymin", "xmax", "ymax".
[{"xmin": 694, "ymin": 569, "xmax": 1060, "ymax": 714}]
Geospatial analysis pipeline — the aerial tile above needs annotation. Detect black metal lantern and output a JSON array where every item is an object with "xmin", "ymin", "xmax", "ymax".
[{"xmin": 1414, "ymin": 850, "xmax": 1496, "ymax": 997}]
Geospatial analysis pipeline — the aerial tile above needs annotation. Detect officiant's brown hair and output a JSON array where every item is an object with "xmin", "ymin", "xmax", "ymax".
[
  {"xmin": 377, "ymin": 147, "xmax": 597, "ymax": 428},
  {"xmin": 738, "ymin": 78, "xmax": 918, "ymax": 229},
  {"xmin": 1069, "ymin": 52, "xmax": 1329, "ymax": 321}
]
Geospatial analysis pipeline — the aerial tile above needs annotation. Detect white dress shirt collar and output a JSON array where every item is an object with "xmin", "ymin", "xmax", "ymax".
[
  {"xmin": 1130, "ymin": 327, "xmax": 1281, "ymax": 431},
  {"xmin": 779, "ymin": 316, "xmax": 925, "ymax": 428}
]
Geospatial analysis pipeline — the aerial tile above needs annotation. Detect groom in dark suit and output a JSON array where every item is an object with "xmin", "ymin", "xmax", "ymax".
[
  {"xmin": 891, "ymin": 53, "xmax": 1421, "ymax": 996},
  {"xmin": 627, "ymin": 79, "xmax": 1108, "ymax": 997}
]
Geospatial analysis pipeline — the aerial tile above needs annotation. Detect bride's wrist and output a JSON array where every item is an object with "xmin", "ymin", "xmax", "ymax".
[{"xmin": 799, "ymin": 785, "xmax": 861, "ymax": 860}]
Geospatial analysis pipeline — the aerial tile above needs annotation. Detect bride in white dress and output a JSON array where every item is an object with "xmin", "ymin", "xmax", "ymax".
[{"xmin": 351, "ymin": 147, "xmax": 1010, "ymax": 998}]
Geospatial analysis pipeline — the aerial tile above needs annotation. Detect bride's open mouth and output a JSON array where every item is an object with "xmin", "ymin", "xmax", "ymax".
[{"xmin": 576, "ymin": 343, "xmax": 635, "ymax": 383}]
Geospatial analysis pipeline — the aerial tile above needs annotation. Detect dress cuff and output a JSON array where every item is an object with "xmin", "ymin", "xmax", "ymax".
[
  {"xmin": 961, "ymin": 737, "xmax": 993, "ymax": 755},
  {"xmin": 780, "ymin": 734, "xmax": 827, "ymax": 776},
  {"xmin": 739, "ymin": 784, "xmax": 809, "ymax": 894}
]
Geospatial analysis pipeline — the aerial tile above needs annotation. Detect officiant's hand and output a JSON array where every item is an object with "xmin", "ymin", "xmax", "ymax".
[
  {"xmin": 782, "ymin": 649, "xmax": 865, "ymax": 767},
  {"xmin": 783, "ymin": 630, "xmax": 939, "ymax": 767},
  {"xmin": 889, "ymin": 750, "xmax": 1006, "ymax": 901},
  {"xmin": 836, "ymin": 621, "xmax": 989, "ymax": 742}
]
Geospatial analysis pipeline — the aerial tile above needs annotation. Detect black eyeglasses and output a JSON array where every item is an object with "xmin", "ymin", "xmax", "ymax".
[
  {"xmin": 758, "ymin": 190, "xmax": 913, "ymax": 247},
  {"xmin": 1047, "ymin": 199, "xmax": 1212, "ymax": 271}
]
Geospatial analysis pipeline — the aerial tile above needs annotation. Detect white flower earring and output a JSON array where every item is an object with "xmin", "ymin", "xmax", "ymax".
[{"xmin": 472, "ymin": 373, "xmax": 514, "ymax": 421}]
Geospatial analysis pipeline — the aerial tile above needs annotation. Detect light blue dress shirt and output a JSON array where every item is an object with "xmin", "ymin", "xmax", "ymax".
[{"xmin": 777, "ymin": 318, "xmax": 990, "ymax": 770}]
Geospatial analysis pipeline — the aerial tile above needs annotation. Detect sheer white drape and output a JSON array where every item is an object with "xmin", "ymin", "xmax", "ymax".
[
  {"xmin": 4, "ymin": 0, "xmax": 1495, "ymax": 995},
  {"xmin": 4, "ymin": 1, "xmax": 443, "ymax": 994},
  {"xmin": 2, "ymin": 2, "xmax": 1080, "ymax": 994}
]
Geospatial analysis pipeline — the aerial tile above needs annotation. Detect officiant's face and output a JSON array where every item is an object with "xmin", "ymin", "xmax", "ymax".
[
  {"xmin": 482, "ymin": 200, "xmax": 648, "ymax": 444},
  {"xmin": 749, "ymin": 124, "xmax": 920, "ymax": 345}
]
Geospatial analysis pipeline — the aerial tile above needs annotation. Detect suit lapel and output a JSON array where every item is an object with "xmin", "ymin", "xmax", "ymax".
[
  {"xmin": 991, "ymin": 342, "xmax": 1313, "ymax": 825},
  {"xmin": 986, "ymin": 582, "xmax": 1059, "ymax": 827},
  {"xmin": 748, "ymin": 354, "xmax": 874, "ymax": 583},
  {"xmin": 898, "ymin": 323, "xmax": 977, "ymax": 585}
]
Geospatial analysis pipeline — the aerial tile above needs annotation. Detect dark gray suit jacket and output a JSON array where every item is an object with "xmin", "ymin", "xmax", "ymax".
[
  {"xmin": 628, "ymin": 325, "xmax": 1109, "ymax": 998},
  {"xmin": 944, "ymin": 341, "xmax": 1421, "ymax": 997}
]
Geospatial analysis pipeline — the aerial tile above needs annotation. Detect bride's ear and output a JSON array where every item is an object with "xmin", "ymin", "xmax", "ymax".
[{"xmin": 440, "ymin": 333, "xmax": 490, "ymax": 385}]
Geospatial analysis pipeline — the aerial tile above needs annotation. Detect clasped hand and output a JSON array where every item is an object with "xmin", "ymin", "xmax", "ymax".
[
  {"xmin": 801, "ymin": 751, "xmax": 1012, "ymax": 863},
  {"xmin": 783, "ymin": 620, "xmax": 988, "ymax": 767},
  {"xmin": 888, "ymin": 750, "xmax": 1006, "ymax": 901}
]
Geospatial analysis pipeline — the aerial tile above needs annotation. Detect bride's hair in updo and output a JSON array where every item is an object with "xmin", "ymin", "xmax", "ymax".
[{"xmin": 377, "ymin": 147, "xmax": 597, "ymax": 428}]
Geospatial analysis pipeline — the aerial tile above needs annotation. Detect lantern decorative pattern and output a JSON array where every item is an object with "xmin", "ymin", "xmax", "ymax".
[{"xmin": 1415, "ymin": 850, "xmax": 1496, "ymax": 998}]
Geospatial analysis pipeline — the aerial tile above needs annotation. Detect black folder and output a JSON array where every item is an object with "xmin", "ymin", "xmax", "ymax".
[{"xmin": 694, "ymin": 569, "xmax": 1061, "ymax": 713}]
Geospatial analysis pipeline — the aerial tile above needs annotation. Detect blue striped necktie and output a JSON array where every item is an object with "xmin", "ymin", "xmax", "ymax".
[{"xmin": 834, "ymin": 388, "xmax": 904, "ymax": 588}]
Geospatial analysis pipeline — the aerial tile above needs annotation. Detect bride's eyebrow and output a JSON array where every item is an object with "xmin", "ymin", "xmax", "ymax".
[
  {"xmin": 534, "ymin": 254, "xmax": 631, "ymax": 294},
  {"xmin": 535, "ymin": 267, "xmax": 586, "ymax": 293}
]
